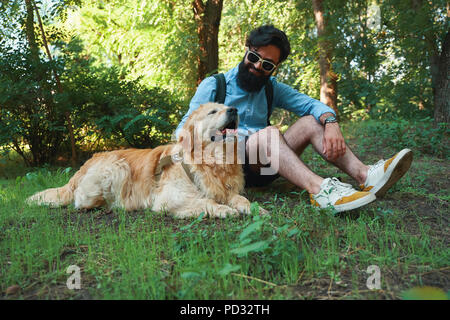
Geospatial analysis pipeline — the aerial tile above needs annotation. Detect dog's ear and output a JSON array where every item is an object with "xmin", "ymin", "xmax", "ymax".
[{"xmin": 178, "ymin": 122, "xmax": 195, "ymax": 153}]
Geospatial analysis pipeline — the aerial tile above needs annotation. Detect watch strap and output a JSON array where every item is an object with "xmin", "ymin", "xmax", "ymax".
[{"xmin": 324, "ymin": 116, "xmax": 338, "ymax": 125}]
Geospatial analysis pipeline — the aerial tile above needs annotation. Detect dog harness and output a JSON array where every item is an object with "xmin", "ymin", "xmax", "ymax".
[
  {"xmin": 155, "ymin": 150, "xmax": 236, "ymax": 192},
  {"xmin": 154, "ymin": 150, "xmax": 195, "ymax": 183}
]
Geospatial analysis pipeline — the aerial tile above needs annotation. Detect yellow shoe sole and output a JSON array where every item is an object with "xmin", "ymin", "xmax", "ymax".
[{"xmin": 372, "ymin": 149, "xmax": 413, "ymax": 197}]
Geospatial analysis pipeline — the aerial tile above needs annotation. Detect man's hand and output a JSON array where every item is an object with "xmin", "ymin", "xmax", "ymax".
[{"xmin": 322, "ymin": 122, "xmax": 346, "ymax": 161}]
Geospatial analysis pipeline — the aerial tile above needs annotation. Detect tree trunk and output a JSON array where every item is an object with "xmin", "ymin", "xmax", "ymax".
[
  {"xmin": 433, "ymin": 29, "xmax": 449, "ymax": 124},
  {"xmin": 312, "ymin": 0, "xmax": 338, "ymax": 114},
  {"xmin": 32, "ymin": 0, "xmax": 78, "ymax": 166},
  {"xmin": 24, "ymin": 0, "xmax": 38, "ymax": 59},
  {"xmin": 192, "ymin": 0, "xmax": 223, "ymax": 85},
  {"xmin": 412, "ymin": 0, "xmax": 449, "ymax": 124}
]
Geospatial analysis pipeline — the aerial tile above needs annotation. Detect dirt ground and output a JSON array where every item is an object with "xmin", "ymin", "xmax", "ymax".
[
  {"xmin": 2, "ymin": 150, "xmax": 449, "ymax": 300},
  {"xmin": 245, "ymin": 152, "xmax": 449, "ymax": 299}
]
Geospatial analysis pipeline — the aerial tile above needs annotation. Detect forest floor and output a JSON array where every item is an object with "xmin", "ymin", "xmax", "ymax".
[{"xmin": 1, "ymin": 119, "xmax": 448, "ymax": 300}]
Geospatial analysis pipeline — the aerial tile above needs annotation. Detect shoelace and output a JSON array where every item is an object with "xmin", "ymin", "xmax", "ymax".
[
  {"xmin": 326, "ymin": 177, "xmax": 355, "ymax": 197},
  {"xmin": 368, "ymin": 159, "xmax": 384, "ymax": 173}
]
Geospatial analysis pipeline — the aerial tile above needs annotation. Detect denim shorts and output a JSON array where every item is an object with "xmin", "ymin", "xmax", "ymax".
[{"xmin": 242, "ymin": 135, "xmax": 280, "ymax": 187}]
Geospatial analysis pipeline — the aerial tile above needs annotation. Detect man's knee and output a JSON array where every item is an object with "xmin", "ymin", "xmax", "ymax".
[
  {"xmin": 299, "ymin": 115, "xmax": 323, "ymax": 131},
  {"xmin": 247, "ymin": 126, "xmax": 281, "ymax": 153},
  {"xmin": 286, "ymin": 115, "xmax": 323, "ymax": 140},
  {"xmin": 246, "ymin": 126, "xmax": 282, "ymax": 164}
]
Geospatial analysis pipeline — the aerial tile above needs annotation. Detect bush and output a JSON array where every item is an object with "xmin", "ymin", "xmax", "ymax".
[
  {"xmin": 61, "ymin": 44, "xmax": 184, "ymax": 151},
  {"xmin": 344, "ymin": 117, "xmax": 449, "ymax": 159},
  {"xmin": 0, "ymin": 43, "xmax": 67, "ymax": 166},
  {"xmin": 0, "ymin": 40, "xmax": 185, "ymax": 166}
]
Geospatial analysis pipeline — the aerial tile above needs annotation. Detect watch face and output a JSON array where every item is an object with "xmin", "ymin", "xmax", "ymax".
[{"xmin": 325, "ymin": 116, "xmax": 337, "ymax": 123}]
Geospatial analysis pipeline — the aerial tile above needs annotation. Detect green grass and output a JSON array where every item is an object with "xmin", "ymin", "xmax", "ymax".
[{"xmin": 0, "ymin": 119, "xmax": 449, "ymax": 299}]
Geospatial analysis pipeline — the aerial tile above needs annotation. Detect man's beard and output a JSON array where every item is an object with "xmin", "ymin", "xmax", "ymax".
[{"xmin": 237, "ymin": 60, "xmax": 271, "ymax": 92}]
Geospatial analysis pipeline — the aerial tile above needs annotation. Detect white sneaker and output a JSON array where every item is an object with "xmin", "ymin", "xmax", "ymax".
[
  {"xmin": 361, "ymin": 149, "xmax": 413, "ymax": 197},
  {"xmin": 310, "ymin": 177, "xmax": 376, "ymax": 212}
]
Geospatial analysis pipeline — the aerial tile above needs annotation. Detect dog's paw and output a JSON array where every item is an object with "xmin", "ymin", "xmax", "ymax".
[
  {"xmin": 211, "ymin": 205, "xmax": 239, "ymax": 218},
  {"xmin": 228, "ymin": 195, "xmax": 252, "ymax": 215},
  {"xmin": 233, "ymin": 204, "xmax": 269, "ymax": 216},
  {"xmin": 234, "ymin": 204, "xmax": 251, "ymax": 215}
]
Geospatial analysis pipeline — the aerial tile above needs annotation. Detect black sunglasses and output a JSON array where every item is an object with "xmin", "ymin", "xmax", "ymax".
[{"xmin": 245, "ymin": 50, "xmax": 277, "ymax": 72}]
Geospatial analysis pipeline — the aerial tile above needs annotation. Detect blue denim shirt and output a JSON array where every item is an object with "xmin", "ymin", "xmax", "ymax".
[{"xmin": 175, "ymin": 65, "xmax": 335, "ymax": 139}]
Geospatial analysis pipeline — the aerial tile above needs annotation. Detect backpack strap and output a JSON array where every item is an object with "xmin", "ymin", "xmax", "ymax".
[
  {"xmin": 213, "ymin": 73, "xmax": 226, "ymax": 104},
  {"xmin": 213, "ymin": 73, "xmax": 274, "ymax": 126},
  {"xmin": 265, "ymin": 80, "xmax": 273, "ymax": 126}
]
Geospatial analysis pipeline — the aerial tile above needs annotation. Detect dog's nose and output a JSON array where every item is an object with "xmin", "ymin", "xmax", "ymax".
[{"xmin": 227, "ymin": 107, "xmax": 237, "ymax": 114}]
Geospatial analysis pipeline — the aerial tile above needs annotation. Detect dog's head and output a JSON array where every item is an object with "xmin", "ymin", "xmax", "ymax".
[{"xmin": 178, "ymin": 103, "xmax": 239, "ymax": 155}]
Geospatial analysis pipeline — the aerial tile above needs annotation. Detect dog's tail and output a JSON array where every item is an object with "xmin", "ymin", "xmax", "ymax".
[
  {"xmin": 26, "ymin": 169, "xmax": 84, "ymax": 207},
  {"xmin": 26, "ymin": 184, "xmax": 74, "ymax": 207}
]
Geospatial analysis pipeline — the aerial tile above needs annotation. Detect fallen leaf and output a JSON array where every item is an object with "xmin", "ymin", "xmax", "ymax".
[{"xmin": 6, "ymin": 285, "xmax": 20, "ymax": 295}]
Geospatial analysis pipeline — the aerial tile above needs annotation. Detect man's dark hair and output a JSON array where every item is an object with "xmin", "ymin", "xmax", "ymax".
[{"xmin": 245, "ymin": 25, "xmax": 291, "ymax": 63}]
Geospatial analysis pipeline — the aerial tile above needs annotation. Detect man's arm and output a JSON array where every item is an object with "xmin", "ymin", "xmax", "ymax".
[
  {"xmin": 319, "ymin": 112, "xmax": 346, "ymax": 161},
  {"xmin": 273, "ymin": 81, "xmax": 336, "ymax": 124},
  {"xmin": 274, "ymin": 82, "xmax": 345, "ymax": 161},
  {"xmin": 319, "ymin": 112, "xmax": 335, "ymax": 125}
]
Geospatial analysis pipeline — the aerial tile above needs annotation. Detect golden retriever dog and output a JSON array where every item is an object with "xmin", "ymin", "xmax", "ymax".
[{"xmin": 27, "ymin": 103, "xmax": 266, "ymax": 218}]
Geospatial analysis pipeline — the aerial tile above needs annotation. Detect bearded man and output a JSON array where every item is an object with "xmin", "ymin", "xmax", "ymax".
[{"xmin": 176, "ymin": 25, "xmax": 412, "ymax": 212}]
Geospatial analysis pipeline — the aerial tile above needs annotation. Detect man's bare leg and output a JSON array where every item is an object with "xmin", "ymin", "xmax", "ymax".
[
  {"xmin": 245, "ymin": 115, "xmax": 370, "ymax": 191},
  {"xmin": 245, "ymin": 120, "xmax": 377, "ymax": 212},
  {"xmin": 283, "ymin": 115, "xmax": 369, "ymax": 185},
  {"xmin": 246, "ymin": 126, "xmax": 324, "ymax": 194}
]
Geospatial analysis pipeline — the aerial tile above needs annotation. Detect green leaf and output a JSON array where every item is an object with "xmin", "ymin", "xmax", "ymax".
[
  {"xmin": 250, "ymin": 202, "xmax": 262, "ymax": 215},
  {"xmin": 180, "ymin": 272, "xmax": 201, "ymax": 279},
  {"xmin": 239, "ymin": 220, "xmax": 263, "ymax": 242},
  {"xmin": 231, "ymin": 240, "xmax": 270, "ymax": 256},
  {"xmin": 287, "ymin": 228, "xmax": 300, "ymax": 237},
  {"xmin": 218, "ymin": 263, "xmax": 241, "ymax": 276}
]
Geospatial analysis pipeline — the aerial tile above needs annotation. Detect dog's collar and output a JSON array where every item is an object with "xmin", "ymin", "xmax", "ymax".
[{"xmin": 154, "ymin": 150, "xmax": 195, "ymax": 183}]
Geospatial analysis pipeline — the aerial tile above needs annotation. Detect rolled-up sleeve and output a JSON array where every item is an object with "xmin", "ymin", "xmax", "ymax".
[
  {"xmin": 273, "ymin": 81, "xmax": 336, "ymax": 123},
  {"xmin": 175, "ymin": 76, "xmax": 217, "ymax": 139}
]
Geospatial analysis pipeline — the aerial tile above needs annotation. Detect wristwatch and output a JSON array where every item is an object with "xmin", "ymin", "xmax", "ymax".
[{"xmin": 324, "ymin": 116, "xmax": 338, "ymax": 125}]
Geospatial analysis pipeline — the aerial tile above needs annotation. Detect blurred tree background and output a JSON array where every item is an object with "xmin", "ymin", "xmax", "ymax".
[{"xmin": 0, "ymin": 0, "xmax": 448, "ymax": 167}]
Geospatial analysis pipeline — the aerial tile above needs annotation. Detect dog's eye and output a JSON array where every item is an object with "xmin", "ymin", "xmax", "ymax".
[{"xmin": 208, "ymin": 110, "xmax": 217, "ymax": 115}]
